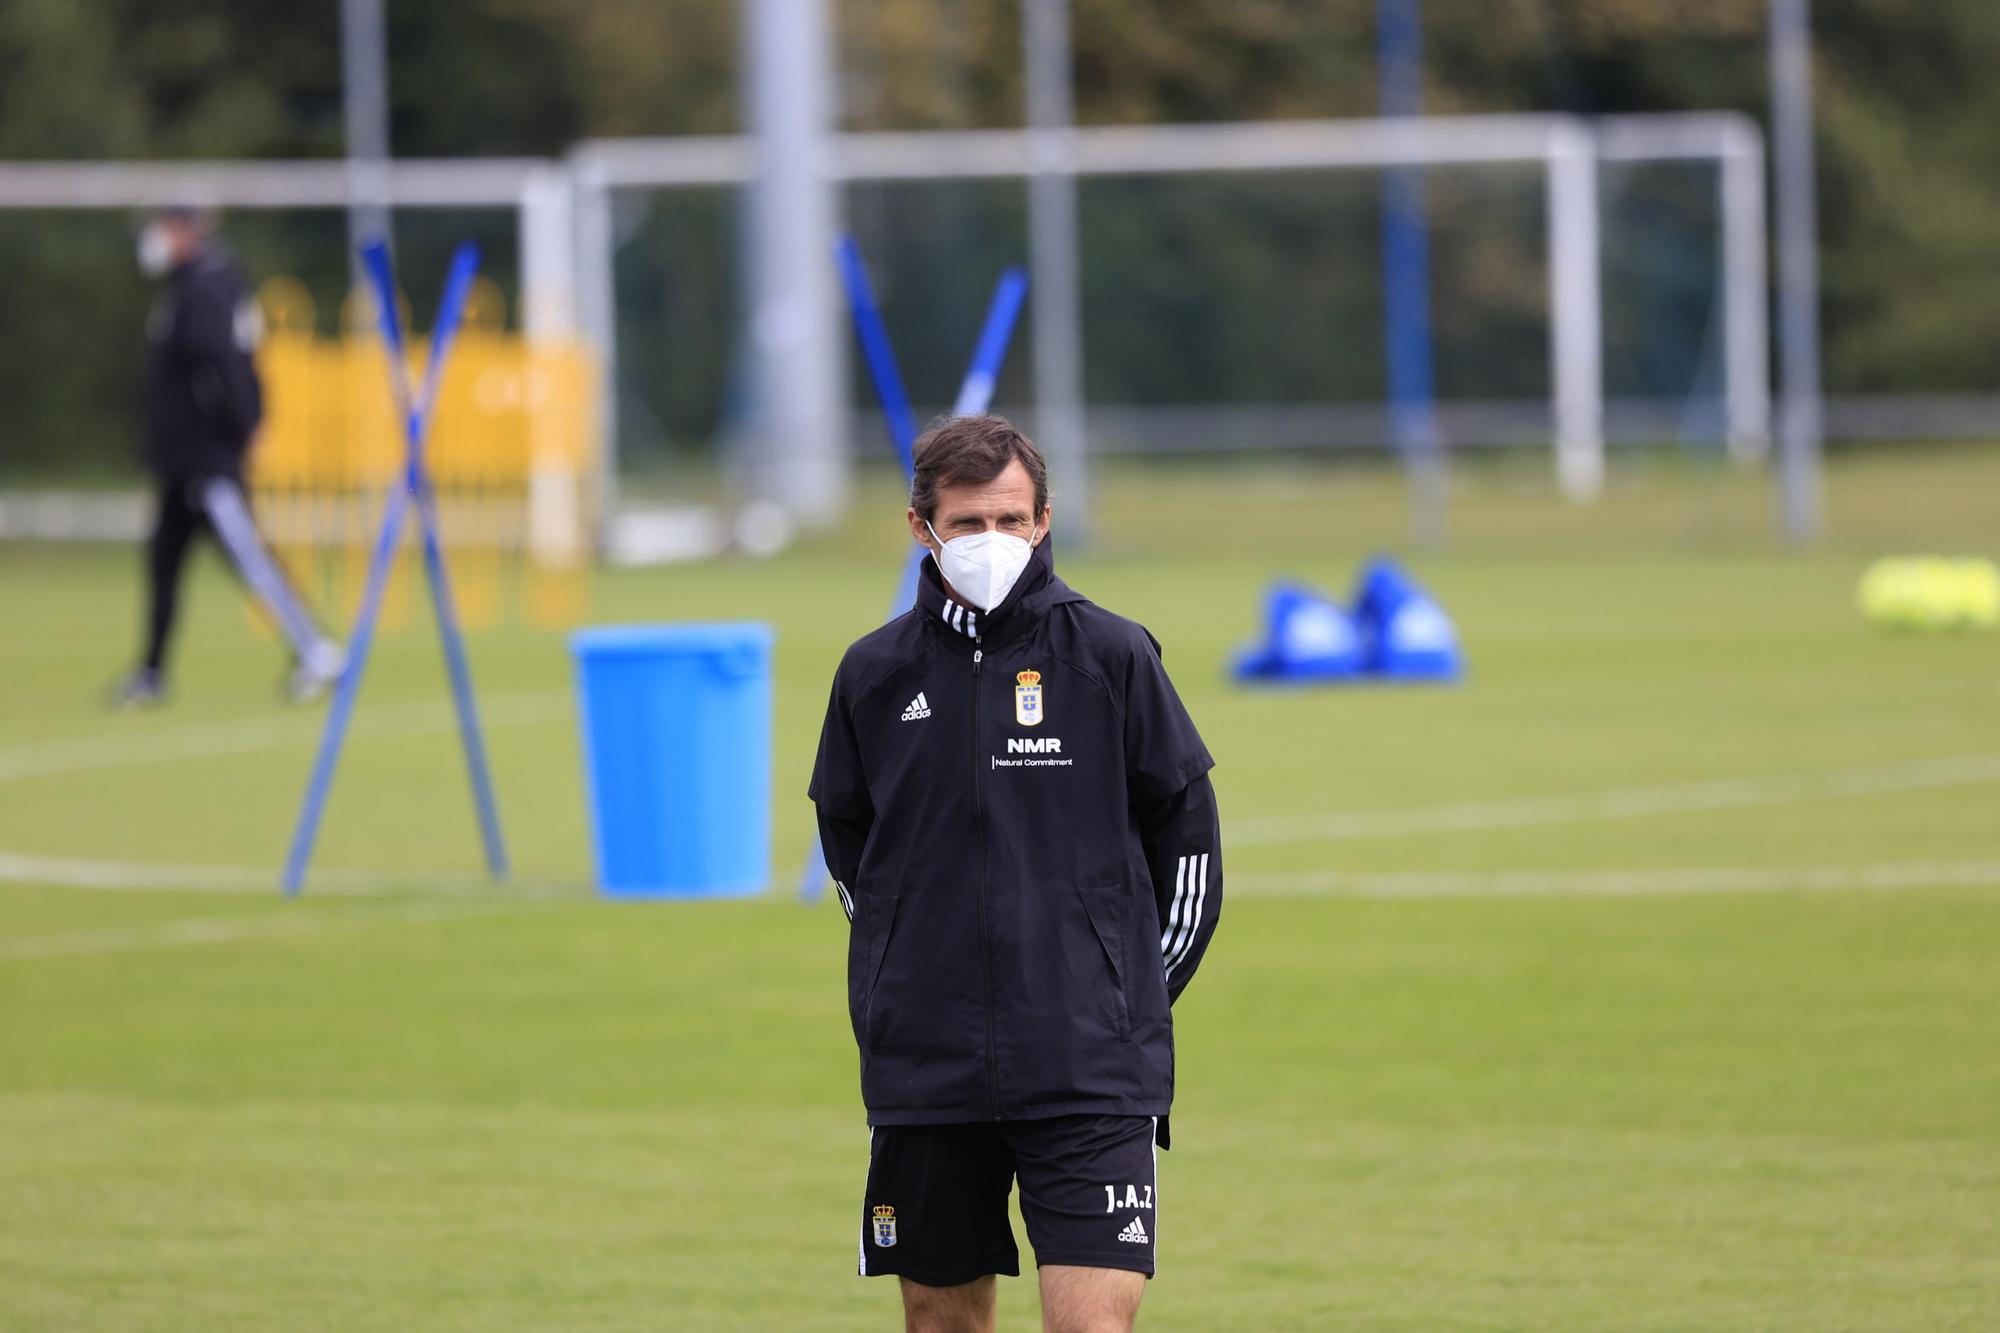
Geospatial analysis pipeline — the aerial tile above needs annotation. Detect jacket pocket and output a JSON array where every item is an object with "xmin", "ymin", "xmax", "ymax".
[
  {"xmin": 859, "ymin": 891, "xmax": 901, "ymax": 1055},
  {"xmin": 1075, "ymin": 883, "xmax": 1131, "ymax": 1038}
]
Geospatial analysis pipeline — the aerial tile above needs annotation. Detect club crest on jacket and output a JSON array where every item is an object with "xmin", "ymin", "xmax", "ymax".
[{"xmin": 1015, "ymin": 670, "xmax": 1044, "ymax": 727}]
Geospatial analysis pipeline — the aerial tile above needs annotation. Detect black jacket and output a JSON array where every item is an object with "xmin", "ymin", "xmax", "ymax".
[
  {"xmin": 144, "ymin": 249, "xmax": 263, "ymax": 479},
  {"xmin": 810, "ymin": 539, "xmax": 1222, "ymax": 1139}
]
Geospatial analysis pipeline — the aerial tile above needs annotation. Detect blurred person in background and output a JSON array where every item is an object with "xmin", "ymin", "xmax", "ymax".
[
  {"xmin": 110, "ymin": 205, "xmax": 343, "ymax": 708},
  {"xmin": 812, "ymin": 416, "xmax": 1222, "ymax": 1333}
]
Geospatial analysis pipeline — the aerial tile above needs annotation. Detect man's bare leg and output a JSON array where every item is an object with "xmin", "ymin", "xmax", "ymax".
[
  {"xmin": 1038, "ymin": 1265, "xmax": 1145, "ymax": 1333},
  {"xmin": 901, "ymin": 1275, "xmax": 996, "ymax": 1333}
]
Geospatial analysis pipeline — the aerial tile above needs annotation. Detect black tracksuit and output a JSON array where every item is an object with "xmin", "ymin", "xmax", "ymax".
[
  {"xmin": 810, "ymin": 539, "xmax": 1222, "ymax": 1144},
  {"xmin": 136, "ymin": 248, "xmax": 321, "ymax": 677},
  {"xmin": 145, "ymin": 248, "xmax": 262, "ymax": 482}
]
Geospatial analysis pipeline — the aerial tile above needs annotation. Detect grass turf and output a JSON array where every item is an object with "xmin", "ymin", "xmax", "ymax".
[{"xmin": 2, "ymin": 449, "xmax": 1998, "ymax": 1329}]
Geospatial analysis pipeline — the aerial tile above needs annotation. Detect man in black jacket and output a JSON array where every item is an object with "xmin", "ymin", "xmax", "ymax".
[
  {"xmin": 112, "ymin": 207, "xmax": 342, "ymax": 707},
  {"xmin": 811, "ymin": 415, "xmax": 1222, "ymax": 1333}
]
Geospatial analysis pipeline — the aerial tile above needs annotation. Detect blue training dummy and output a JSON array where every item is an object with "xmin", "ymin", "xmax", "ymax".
[
  {"xmin": 1231, "ymin": 582, "xmax": 1365, "ymax": 683},
  {"xmin": 1352, "ymin": 557, "xmax": 1462, "ymax": 682},
  {"xmin": 1233, "ymin": 559, "xmax": 1462, "ymax": 686}
]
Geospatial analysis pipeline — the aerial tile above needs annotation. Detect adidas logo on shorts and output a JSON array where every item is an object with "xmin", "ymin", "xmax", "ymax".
[
  {"xmin": 900, "ymin": 692, "xmax": 931, "ymax": 721},
  {"xmin": 1116, "ymin": 1217, "xmax": 1148, "ymax": 1244}
]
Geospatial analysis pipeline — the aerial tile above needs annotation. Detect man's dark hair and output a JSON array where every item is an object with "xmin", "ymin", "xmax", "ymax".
[{"xmin": 909, "ymin": 414, "xmax": 1050, "ymax": 522}]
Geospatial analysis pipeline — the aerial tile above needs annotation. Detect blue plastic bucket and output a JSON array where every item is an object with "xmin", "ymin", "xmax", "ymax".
[{"xmin": 571, "ymin": 622, "xmax": 775, "ymax": 898}]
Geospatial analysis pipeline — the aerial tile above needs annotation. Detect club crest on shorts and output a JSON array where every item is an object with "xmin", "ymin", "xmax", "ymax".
[
  {"xmin": 872, "ymin": 1204, "xmax": 898, "ymax": 1247},
  {"xmin": 1014, "ymin": 670, "xmax": 1044, "ymax": 727}
]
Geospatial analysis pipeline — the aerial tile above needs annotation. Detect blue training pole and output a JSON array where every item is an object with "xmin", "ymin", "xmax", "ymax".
[
  {"xmin": 391, "ymin": 245, "xmax": 483, "ymax": 473},
  {"xmin": 1377, "ymin": 0, "xmax": 1446, "ymax": 542},
  {"xmin": 414, "ymin": 477, "xmax": 509, "ymax": 880},
  {"xmin": 393, "ymin": 246, "xmax": 508, "ymax": 881},
  {"xmin": 834, "ymin": 237, "xmax": 921, "ymax": 475},
  {"xmin": 282, "ymin": 460, "xmax": 413, "ymax": 895},
  {"xmin": 281, "ymin": 239, "xmax": 500, "ymax": 895},
  {"xmin": 951, "ymin": 267, "xmax": 1029, "ymax": 417},
  {"xmin": 373, "ymin": 241, "xmax": 505, "ymax": 880},
  {"xmin": 798, "ymin": 249, "xmax": 1031, "ymax": 902}
]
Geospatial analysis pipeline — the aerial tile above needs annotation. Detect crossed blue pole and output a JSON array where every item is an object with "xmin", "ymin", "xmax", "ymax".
[
  {"xmin": 798, "ymin": 239, "xmax": 1029, "ymax": 903},
  {"xmin": 281, "ymin": 239, "xmax": 509, "ymax": 896}
]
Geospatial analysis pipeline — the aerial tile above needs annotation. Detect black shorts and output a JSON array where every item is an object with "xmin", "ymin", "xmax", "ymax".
[{"xmin": 858, "ymin": 1114, "xmax": 1159, "ymax": 1286}]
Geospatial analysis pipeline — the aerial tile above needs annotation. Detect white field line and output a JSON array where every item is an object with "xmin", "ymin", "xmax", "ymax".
[
  {"xmin": 0, "ymin": 851, "xmax": 593, "ymax": 903},
  {"xmin": 0, "ymin": 689, "xmax": 573, "ymax": 786},
  {"xmin": 0, "ymin": 899, "xmax": 544, "ymax": 962},
  {"xmin": 0, "ymin": 850, "xmax": 485, "ymax": 896},
  {"xmin": 1226, "ymin": 751, "xmax": 2000, "ymax": 846},
  {"xmin": 1233, "ymin": 860, "xmax": 2000, "ymax": 901}
]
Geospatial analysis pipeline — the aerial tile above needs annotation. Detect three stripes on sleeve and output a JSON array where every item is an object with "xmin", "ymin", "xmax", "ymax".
[{"xmin": 1159, "ymin": 852, "xmax": 1210, "ymax": 980}]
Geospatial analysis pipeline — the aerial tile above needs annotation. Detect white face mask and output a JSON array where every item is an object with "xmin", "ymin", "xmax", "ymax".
[
  {"xmin": 137, "ymin": 223, "xmax": 175, "ymax": 278},
  {"xmin": 926, "ymin": 521, "xmax": 1039, "ymax": 611}
]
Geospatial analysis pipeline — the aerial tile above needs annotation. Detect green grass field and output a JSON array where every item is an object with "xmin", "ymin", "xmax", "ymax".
[{"xmin": 3, "ymin": 450, "xmax": 1999, "ymax": 1329}]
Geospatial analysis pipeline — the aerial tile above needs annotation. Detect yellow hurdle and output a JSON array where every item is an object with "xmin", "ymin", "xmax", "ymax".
[{"xmin": 248, "ymin": 278, "xmax": 598, "ymax": 637}]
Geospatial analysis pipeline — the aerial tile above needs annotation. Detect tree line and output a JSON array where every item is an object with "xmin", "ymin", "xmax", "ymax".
[{"xmin": 1, "ymin": 0, "xmax": 1994, "ymax": 475}]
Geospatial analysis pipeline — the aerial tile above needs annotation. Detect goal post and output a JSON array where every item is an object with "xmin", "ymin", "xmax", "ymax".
[
  {"xmin": 1, "ymin": 111, "xmax": 1771, "ymax": 542},
  {"xmin": 1594, "ymin": 114, "xmax": 1770, "ymax": 468},
  {"xmin": 571, "ymin": 111, "xmax": 1770, "ymax": 511}
]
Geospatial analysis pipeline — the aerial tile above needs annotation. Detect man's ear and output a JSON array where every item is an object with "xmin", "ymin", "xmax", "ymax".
[
  {"xmin": 1034, "ymin": 506, "xmax": 1053, "ymax": 546},
  {"xmin": 907, "ymin": 507, "xmax": 934, "ymax": 550}
]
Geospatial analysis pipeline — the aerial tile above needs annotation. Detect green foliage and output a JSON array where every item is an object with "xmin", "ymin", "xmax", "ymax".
[{"xmin": 3, "ymin": 0, "xmax": 2000, "ymax": 478}]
